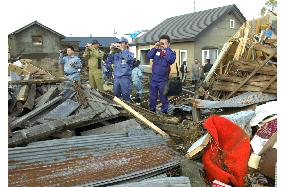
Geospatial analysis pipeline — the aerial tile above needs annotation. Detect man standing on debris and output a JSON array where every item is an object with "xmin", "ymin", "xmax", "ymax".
[
  {"xmin": 59, "ymin": 46, "xmax": 82, "ymax": 85},
  {"xmin": 192, "ymin": 59, "xmax": 202, "ymax": 87},
  {"xmin": 105, "ymin": 37, "xmax": 134, "ymax": 102},
  {"xmin": 147, "ymin": 34, "xmax": 176, "ymax": 114},
  {"xmin": 83, "ymin": 39, "xmax": 105, "ymax": 91}
]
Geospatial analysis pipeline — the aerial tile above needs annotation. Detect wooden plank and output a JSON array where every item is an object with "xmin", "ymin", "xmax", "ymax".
[
  {"xmin": 204, "ymin": 41, "xmax": 233, "ymax": 83},
  {"xmin": 192, "ymin": 107, "xmax": 201, "ymax": 122},
  {"xmin": 35, "ymin": 87, "xmax": 59, "ymax": 108},
  {"xmin": 261, "ymin": 75, "xmax": 277, "ymax": 92},
  {"xmin": 24, "ymin": 63, "xmax": 55, "ymax": 79},
  {"xmin": 236, "ymin": 60, "xmax": 277, "ymax": 71},
  {"xmin": 226, "ymin": 51, "xmax": 276, "ymax": 99},
  {"xmin": 240, "ymin": 23, "xmax": 251, "ymax": 57},
  {"xmin": 217, "ymin": 74, "xmax": 274, "ymax": 83},
  {"xmin": 52, "ymin": 130, "xmax": 75, "ymax": 138},
  {"xmin": 113, "ymin": 97, "xmax": 169, "ymax": 138},
  {"xmin": 8, "ymin": 64, "xmax": 30, "ymax": 76},
  {"xmin": 9, "ymin": 79, "xmax": 65, "ymax": 85},
  {"xmin": 9, "ymin": 111, "xmax": 101, "ymax": 147},
  {"xmin": 9, "ymin": 96, "xmax": 63, "ymax": 130},
  {"xmin": 23, "ymin": 84, "xmax": 36, "ymax": 110},
  {"xmin": 232, "ymin": 65, "xmax": 275, "ymax": 76},
  {"xmin": 215, "ymin": 78, "xmax": 277, "ymax": 90},
  {"xmin": 16, "ymin": 74, "xmax": 32, "ymax": 102},
  {"xmin": 253, "ymin": 43, "xmax": 277, "ymax": 57},
  {"xmin": 212, "ymin": 82, "xmax": 276, "ymax": 93}
]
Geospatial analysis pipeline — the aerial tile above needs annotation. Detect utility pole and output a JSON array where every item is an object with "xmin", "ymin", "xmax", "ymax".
[
  {"xmin": 193, "ymin": 0, "xmax": 196, "ymax": 12},
  {"xmin": 114, "ymin": 27, "xmax": 117, "ymax": 37}
]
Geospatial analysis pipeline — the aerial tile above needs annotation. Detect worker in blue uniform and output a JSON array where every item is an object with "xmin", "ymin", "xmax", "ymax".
[
  {"xmin": 58, "ymin": 46, "xmax": 82, "ymax": 86},
  {"xmin": 105, "ymin": 37, "xmax": 134, "ymax": 102},
  {"xmin": 147, "ymin": 34, "xmax": 176, "ymax": 114}
]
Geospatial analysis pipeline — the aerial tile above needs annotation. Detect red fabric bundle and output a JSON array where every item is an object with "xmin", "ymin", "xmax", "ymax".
[{"xmin": 202, "ymin": 116, "xmax": 250, "ymax": 187}]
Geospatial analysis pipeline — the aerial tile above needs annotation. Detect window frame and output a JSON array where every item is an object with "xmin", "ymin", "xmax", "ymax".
[
  {"xmin": 230, "ymin": 19, "xmax": 235, "ymax": 29},
  {"xmin": 202, "ymin": 49, "xmax": 219, "ymax": 65},
  {"xmin": 32, "ymin": 35, "xmax": 43, "ymax": 46},
  {"xmin": 139, "ymin": 48, "xmax": 150, "ymax": 66},
  {"xmin": 179, "ymin": 50, "xmax": 188, "ymax": 67}
]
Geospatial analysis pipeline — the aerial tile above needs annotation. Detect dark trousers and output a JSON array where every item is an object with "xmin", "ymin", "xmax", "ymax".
[{"xmin": 149, "ymin": 80, "xmax": 169, "ymax": 113}]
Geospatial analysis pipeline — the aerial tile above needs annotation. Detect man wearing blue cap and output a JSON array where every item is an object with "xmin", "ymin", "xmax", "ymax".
[
  {"xmin": 105, "ymin": 37, "xmax": 134, "ymax": 102},
  {"xmin": 147, "ymin": 34, "xmax": 176, "ymax": 114},
  {"xmin": 83, "ymin": 39, "xmax": 104, "ymax": 91}
]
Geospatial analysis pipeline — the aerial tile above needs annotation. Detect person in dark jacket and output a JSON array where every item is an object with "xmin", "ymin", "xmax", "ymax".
[
  {"xmin": 203, "ymin": 59, "xmax": 213, "ymax": 78},
  {"xmin": 180, "ymin": 60, "xmax": 188, "ymax": 82},
  {"xmin": 147, "ymin": 34, "xmax": 176, "ymax": 114}
]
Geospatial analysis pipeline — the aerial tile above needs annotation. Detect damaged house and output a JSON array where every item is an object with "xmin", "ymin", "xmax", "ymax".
[
  {"xmin": 8, "ymin": 21, "xmax": 65, "ymax": 59},
  {"xmin": 134, "ymin": 4, "xmax": 246, "ymax": 74}
]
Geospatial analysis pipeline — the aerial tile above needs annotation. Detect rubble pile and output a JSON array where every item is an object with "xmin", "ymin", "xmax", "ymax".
[
  {"xmin": 201, "ymin": 21, "xmax": 277, "ymax": 100},
  {"xmin": 8, "ymin": 21, "xmax": 277, "ymax": 187}
]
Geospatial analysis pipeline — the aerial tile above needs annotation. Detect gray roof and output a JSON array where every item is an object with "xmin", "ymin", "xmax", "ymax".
[
  {"xmin": 62, "ymin": 37, "xmax": 119, "ymax": 48},
  {"xmin": 134, "ymin": 4, "xmax": 246, "ymax": 45},
  {"xmin": 9, "ymin": 20, "xmax": 65, "ymax": 38}
]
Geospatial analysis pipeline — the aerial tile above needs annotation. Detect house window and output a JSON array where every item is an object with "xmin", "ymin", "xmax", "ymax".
[
  {"xmin": 140, "ymin": 49, "xmax": 150, "ymax": 65},
  {"xmin": 202, "ymin": 49, "xmax": 218, "ymax": 65},
  {"xmin": 32, "ymin": 36, "xmax": 43, "ymax": 46},
  {"xmin": 230, "ymin": 19, "xmax": 235, "ymax": 29},
  {"xmin": 179, "ymin": 50, "xmax": 187, "ymax": 67}
]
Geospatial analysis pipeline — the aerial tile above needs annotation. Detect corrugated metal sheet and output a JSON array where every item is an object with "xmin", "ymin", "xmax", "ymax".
[
  {"xmin": 195, "ymin": 92, "xmax": 276, "ymax": 109},
  {"xmin": 81, "ymin": 119, "xmax": 142, "ymax": 136},
  {"xmin": 9, "ymin": 133, "xmax": 180, "ymax": 187},
  {"xmin": 109, "ymin": 177, "xmax": 191, "ymax": 187}
]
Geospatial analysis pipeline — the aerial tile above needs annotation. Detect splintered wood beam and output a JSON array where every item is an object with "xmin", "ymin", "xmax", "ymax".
[
  {"xmin": 23, "ymin": 84, "xmax": 36, "ymax": 110},
  {"xmin": 261, "ymin": 75, "xmax": 277, "ymax": 92},
  {"xmin": 204, "ymin": 41, "xmax": 233, "ymax": 83},
  {"xmin": 253, "ymin": 43, "xmax": 277, "ymax": 57},
  {"xmin": 16, "ymin": 74, "xmax": 32, "ymax": 102},
  {"xmin": 240, "ymin": 24, "xmax": 251, "ymax": 57},
  {"xmin": 9, "ymin": 96, "xmax": 63, "ymax": 130},
  {"xmin": 113, "ymin": 96, "xmax": 169, "ymax": 138},
  {"xmin": 225, "ymin": 51, "xmax": 277, "ymax": 99},
  {"xmin": 9, "ymin": 79, "xmax": 65, "ymax": 85}
]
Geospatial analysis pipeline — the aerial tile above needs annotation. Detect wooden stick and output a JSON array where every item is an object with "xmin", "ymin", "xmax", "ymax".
[
  {"xmin": 16, "ymin": 74, "xmax": 32, "ymax": 102},
  {"xmin": 23, "ymin": 84, "xmax": 36, "ymax": 110},
  {"xmin": 226, "ymin": 51, "xmax": 276, "ymax": 99},
  {"xmin": 10, "ymin": 96, "xmax": 63, "ymax": 130},
  {"xmin": 204, "ymin": 41, "xmax": 233, "ymax": 83},
  {"xmin": 9, "ymin": 79, "xmax": 65, "ymax": 85},
  {"xmin": 261, "ymin": 75, "xmax": 277, "ymax": 92},
  {"xmin": 113, "ymin": 97, "xmax": 169, "ymax": 138}
]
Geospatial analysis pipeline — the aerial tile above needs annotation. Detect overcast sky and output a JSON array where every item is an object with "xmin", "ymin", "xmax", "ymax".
[{"xmin": 5, "ymin": 0, "xmax": 267, "ymax": 38}]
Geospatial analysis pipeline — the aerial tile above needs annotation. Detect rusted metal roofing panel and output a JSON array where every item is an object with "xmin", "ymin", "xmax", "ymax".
[{"xmin": 9, "ymin": 134, "xmax": 180, "ymax": 186}]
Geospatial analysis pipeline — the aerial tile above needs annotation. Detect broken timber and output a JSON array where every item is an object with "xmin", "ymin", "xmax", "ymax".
[
  {"xmin": 10, "ymin": 95, "xmax": 63, "ymax": 130},
  {"xmin": 8, "ymin": 79, "xmax": 65, "ymax": 85},
  {"xmin": 98, "ymin": 90, "xmax": 180, "ymax": 125},
  {"xmin": 9, "ymin": 111, "xmax": 102, "ymax": 147},
  {"xmin": 16, "ymin": 74, "xmax": 32, "ymax": 102},
  {"xmin": 23, "ymin": 84, "xmax": 36, "ymax": 111},
  {"xmin": 35, "ymin": 87, "xmax": 59, "ymax": 108},
  {"xmin": 113, "ymin": 96, "xmax": 169, "ymax": 138},
  {"xmin": 226, "ymin": 51, "xmax": 277, "ymax": 99}
]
